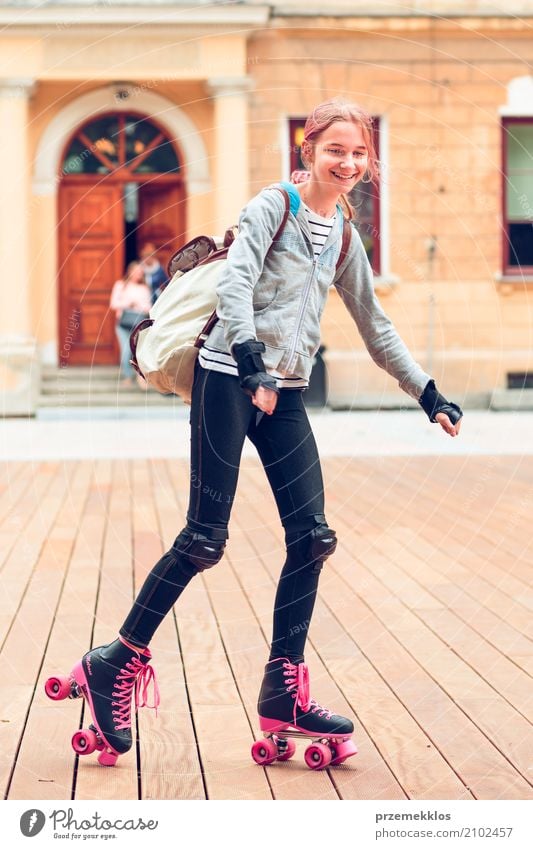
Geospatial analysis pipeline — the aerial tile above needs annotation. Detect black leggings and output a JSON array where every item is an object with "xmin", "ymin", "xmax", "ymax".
[{"xmin": 120, "ymin": 364, "xmax": 332, "ymax": 662}]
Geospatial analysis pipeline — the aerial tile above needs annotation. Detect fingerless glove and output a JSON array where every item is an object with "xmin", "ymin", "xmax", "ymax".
[
  {"xmin": 419, "ymin": 379, "xmax": 463, "ymax": 424},
  {"xmin": 231, "ymin": 339, "xmax": 280, "ymax": 398}
]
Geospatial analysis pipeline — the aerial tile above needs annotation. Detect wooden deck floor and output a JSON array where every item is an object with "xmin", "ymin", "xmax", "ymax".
[{"xmin": 1, "ymin": 454, "xmax": 533, "ymax": 801}]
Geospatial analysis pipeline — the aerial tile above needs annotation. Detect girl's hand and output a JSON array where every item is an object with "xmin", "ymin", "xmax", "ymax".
[
  {"xmin": 436, "ymin": 411, "xmax": 462, "ymax": 437},
  {"xmin": 252, "ymin": 386, "xmax": 278, "ymax": 415}
]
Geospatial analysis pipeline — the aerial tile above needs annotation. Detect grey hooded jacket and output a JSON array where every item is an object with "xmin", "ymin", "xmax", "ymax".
[{"xmin": 208, "ymin": 183, "xmax": 431, "ymax": 400}]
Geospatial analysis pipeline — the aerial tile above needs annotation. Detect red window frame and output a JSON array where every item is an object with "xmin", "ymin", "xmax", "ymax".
[
  {"xmin": 501, "ymin": 117, "xmax": 533, "ymax": 275},
  {"xmin": 288, "ymin": 117, "xmax": 381, "ymax": 275}
]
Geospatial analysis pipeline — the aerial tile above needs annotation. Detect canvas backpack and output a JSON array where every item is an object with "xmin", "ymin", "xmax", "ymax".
[{"xmin": 130, "ymin": 181, "xmax": 351, "ymax": 403}]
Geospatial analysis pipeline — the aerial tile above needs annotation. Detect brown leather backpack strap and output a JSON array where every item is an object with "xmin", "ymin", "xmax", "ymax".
[
  {"xmin": 195, "ymin": 188, "xmax": 290, "ymax": 351},
  {"xmin": 336, "ymin": 217, "xmax": 353, "ymax": 272},
  {"xmin": 129, "ymin": 317, "xmax": 154, "ymax": 378},
  {"xmin": 266, "ymin": 186, "xmax": 290, "ymax": 242},
  {"xmin": 194, "ymin": 310, "xmax": 219, "ymax": 349}
]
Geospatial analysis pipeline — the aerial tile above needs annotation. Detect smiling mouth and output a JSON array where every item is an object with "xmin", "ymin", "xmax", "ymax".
[{"xmin": 331, "ymin": 170, "xmax": 357, "ymax": 181}]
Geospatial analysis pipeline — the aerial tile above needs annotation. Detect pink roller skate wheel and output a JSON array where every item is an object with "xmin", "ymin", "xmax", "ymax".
[
  {"xmin": 276, "ymin": 738, "xmax": 296, "ymax": 761},
  {"xmin": 304, "ymin": 742, "xmax": 332, "ymax": 770},
  {"xmin": 329, "ymin": 739, "xmax": 358, "ymax": 766},
  {"xmin": 71, "ymin": 729, "xmax": 98, "ymax": 756},
  {"xmin": 251, "ymin": 739, "xmax": 278, "ymax": 766},
  {"xmin": 44, "ymin": 675, "xmax": 71, "ymax": 701}
]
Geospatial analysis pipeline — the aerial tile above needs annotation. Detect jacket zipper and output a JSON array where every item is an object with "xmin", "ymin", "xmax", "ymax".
[{"xmin": 286, "ymin": 258, "xmax": 317, "ymax": 372}]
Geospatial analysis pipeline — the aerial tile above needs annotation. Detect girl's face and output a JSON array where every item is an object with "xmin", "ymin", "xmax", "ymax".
[
  {"xmin": 305, "ymin": 120, "xmax": 369, "ymax": 194},
  {"xmin": 128, "ymin": 263, "xmax": 145, "ymax": 284}
]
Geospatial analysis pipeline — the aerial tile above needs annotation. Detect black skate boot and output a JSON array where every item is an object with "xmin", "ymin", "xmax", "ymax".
[
  {"xmin": 69, "ymin": 636, "xmax": 159, "ymax": 766},
  {"xmin": 252, "ymin": 657, "xmax": 357, "ymax": 769}
]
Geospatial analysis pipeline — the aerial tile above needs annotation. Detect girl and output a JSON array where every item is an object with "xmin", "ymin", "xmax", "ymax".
[
  {"xmin": 46, "ymin": 99, "xmax": 462, "ymax": 768},
  {"xmin": 110, "ymin": 261, "xmax": 152, "ymax": 387}
]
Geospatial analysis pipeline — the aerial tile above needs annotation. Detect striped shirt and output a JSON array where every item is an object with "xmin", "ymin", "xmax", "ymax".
[
  {"xmin": 198, "ymin": 344, "xmax": 308, "ymax": 389},
  {"xmin": 199, "ymin": 205, "xmax": 335, "ymax": 387},
  {"xmin": 303, "ymin": 205, "xmax": 337, "ymax": 258}
]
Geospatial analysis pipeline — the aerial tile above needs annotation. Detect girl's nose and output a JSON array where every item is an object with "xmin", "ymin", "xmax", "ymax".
[{"xmin": 339, "ymin": 154, "xmax": 356, "ymax": 169}]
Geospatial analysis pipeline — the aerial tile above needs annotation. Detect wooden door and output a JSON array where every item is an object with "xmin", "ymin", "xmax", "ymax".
[
  {"xmin": 58, "ymin": 181, "xmax": 124, "ymax": 365},
  {"xmin": 137, "ymin": 182, "xmax": 184, "ymax": 275}
]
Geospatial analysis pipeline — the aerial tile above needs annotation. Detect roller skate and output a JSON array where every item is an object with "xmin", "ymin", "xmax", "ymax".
[
  {"xmin": 251, "ymin": 657, "xmax": 357, "ymax": 770},
  {"xmin": 44, "ymin": 636, "xmax": 159, "ymax": 767}
]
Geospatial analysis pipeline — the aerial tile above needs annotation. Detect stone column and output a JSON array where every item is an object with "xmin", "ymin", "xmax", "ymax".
[
  {"xmin": 0, "ymin": 78, "xmax": 39, "ymax": 416},
  {"xmin": 207, "ymin": 76, "xmax": 254, "ymax": 235}
]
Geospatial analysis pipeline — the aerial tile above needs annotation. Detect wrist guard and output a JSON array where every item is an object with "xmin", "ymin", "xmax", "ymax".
[
  {"xmin": 419, "ymin": 379, "xmax": 463, "ymax": 424},
  {"xmin": 241, "ymin": 372, "xmax": 280, "ymax": 397},
  {"xmin": 231, "ymin": 339, "xmax": 280, "ymax": 397}
]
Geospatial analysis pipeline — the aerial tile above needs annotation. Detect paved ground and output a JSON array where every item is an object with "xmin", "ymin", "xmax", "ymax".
[{"xmin": 1, "ymin": 409, "xmax": 532, "ymax": 460}]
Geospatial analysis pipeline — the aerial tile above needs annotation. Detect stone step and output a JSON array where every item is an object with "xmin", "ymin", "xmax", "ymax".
[
  {"xmin": 40, "ymin": 380, "xmax": 143, "ymax": 394},
  {"xmin": 41, "ymin": 366, "xmax": 121, "ymax": 383},
  {"xmin": 38, "ymin": 391, "xmax": 181, "ymax": 408},
  {"xmin": 38, "ymin": 365, "xmax": 186, "ymax": 407}
]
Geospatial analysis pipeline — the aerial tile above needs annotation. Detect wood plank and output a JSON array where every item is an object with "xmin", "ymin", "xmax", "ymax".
[
  {"xmin": 73, "ymin": 461, "xmax": 140, "ymax": 800},
  {"xmin": 0, "ymin": 461, "xmax": 25, "ymax": 501},
  {"xmin": 3, "ymin": 449, "xmax": 532, "ymax": 803},
  {"xmin": 385, "ymin": 456, "xmax": 533, "ymax": 596},
  {"xmin": 242, "ymin": 462, "xmax": 470, "ymax": 799},
  {"xmin": 323, "ymin": 463, "xmax": 533, "ymax": 797},
  {"xmin": 374, "ymin": 530, "xmax": 533, "ymax": 704},
  {"xmin": 132, "ymin": 458, "xmax": 205, "ymax": 800},
  {"xmin": 327, "ymin": 455, "xmax": 533, "ymax": 626},
  {"xmin": 0, "ymin": 463, "xmax": 36, "ymax": 566},
  {"xmin": 348, "ymin": 458, "xmax": 533, "ymax": 675},
  {"xmin": 1, "ymin": 461, "xmax": 93, "ymax": 799},
  {"xmin": 321, "ymin": 562, "xmax": 528, "ymax": 800},
  {"xmin": 224, "ymin": 481, "xmax": 405, "ymax": 800},
  {"xmin": 206, "ymin": 516, "xmax": 341, "ymax": 800},
  {"xmin": 0, "ymin": 463, "xmax": 65, "ymax": 645},
  {"xmin": 162, "ymin": 458, "xmax": 272, "ymax": 800},
  {"xmin": 8, "ymin": 460, "xmax": 111, "ymax": 800}
]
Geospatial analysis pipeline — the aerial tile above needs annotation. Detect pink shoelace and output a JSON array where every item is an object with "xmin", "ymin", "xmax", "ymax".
[
  {"xmin": 282, "ymin": 660, "xmax": 333, "ymax": 719},
  {"xmin": 111, "ymin": 658, "xmax": 160, "ymax": 731}
]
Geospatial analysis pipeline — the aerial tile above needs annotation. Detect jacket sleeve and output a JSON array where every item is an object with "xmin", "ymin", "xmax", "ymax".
[
  {"xmin": 215, "ymin": 189, "xmax": 286, "ymax": 351},
  {"xmin": 334, "ymin": 225, "xmax": 432, "ymax": 400},
  {"xmin": 110, "ymin": 281, "xmax": 124, "ymax": 313}
]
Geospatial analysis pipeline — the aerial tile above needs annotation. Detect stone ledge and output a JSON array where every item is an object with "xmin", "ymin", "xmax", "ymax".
[
  {"xmin": 494, "ymin": 273, "xmax": 533, "ymax": 294},
  {"xmin": 0, "ymin": 339, "xmax": 40, "ymax": 417},
  {"xmin": 490, "ymin": 388, "xmax": 533, "ymax": 411}
]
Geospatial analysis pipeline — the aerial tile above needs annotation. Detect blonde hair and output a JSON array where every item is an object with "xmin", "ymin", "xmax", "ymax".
[
  {"xmin": 301, "ymin": 98, "xmax": 379, "ymax": 220},
  {"xmin": 125, "ymin": 261, "xmax": 144, "ymax": 282}
]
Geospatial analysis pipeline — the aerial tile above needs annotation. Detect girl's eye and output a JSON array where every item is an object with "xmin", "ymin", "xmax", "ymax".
[{"xmin": 326, "ymin": 148, "xmax": 367, "ymax": 157}]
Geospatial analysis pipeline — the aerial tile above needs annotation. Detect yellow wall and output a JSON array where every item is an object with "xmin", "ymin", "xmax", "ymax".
[
  {"xmin": 7, "ymin": 15, "xmax": 532, "ymax": 398},
  {"xmin": 244, "ymin": 24, "xmax": 533, "ymax": 399}
]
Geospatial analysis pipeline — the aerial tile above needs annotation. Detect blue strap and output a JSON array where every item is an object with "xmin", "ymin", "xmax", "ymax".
[{"xmin": 278, "ymin": 180, "xmax": 301, "ymax": 216}]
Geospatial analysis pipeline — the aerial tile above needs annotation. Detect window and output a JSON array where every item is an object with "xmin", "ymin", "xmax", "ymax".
[
  {"xmin": 288, "ymin": 117, "xmax": 381, "ymax": 274},
  {"xmin": 62, "ymin": 112, "xmax": 181, "ymax": 177},
  {"xmin": 502, "ymin": 118, "xmax": 533, "ymax": 273}
]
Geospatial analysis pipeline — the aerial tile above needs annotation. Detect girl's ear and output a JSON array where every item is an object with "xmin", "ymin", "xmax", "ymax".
[{"xmin": 301, "ymin": 139, "xmax": 314, "ymax": 167}]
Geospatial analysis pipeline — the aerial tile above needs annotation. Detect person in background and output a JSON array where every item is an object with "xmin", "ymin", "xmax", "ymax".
[
  {"xmin": 110, "ymin": 261, "xmax": 152, "ymax": 388},
  {"xmin": 140, "ymin": 241, "xmax": 168, "ymax": 303}
]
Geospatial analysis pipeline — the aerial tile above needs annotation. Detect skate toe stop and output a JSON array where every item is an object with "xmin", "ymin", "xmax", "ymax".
[{"xmin": 98, "ymin": 750, "xmax": 118, "ymax": 767}]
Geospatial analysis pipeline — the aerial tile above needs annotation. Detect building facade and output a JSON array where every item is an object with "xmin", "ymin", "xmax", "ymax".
[{"xmin": 1, "ymin": 0, "xmax": 532, "ymax": 412}]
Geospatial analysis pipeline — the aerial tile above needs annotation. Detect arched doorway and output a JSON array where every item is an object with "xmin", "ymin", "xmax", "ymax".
[{"xmin": 58, "ymin": 111, "xmax": 185, "ymax": 366}]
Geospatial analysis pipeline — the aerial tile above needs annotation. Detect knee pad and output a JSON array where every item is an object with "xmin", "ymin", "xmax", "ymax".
[
  {"xmin": 309, "ymin": 523, "xmax": 337, "ymax": 564},
  {"xmin": 172, "ymin": 527, "xmax": 226, "ymax": 573},
  {"xmin": 285, "ymin": 515, "xmax": 337, "ymax": 573}
]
